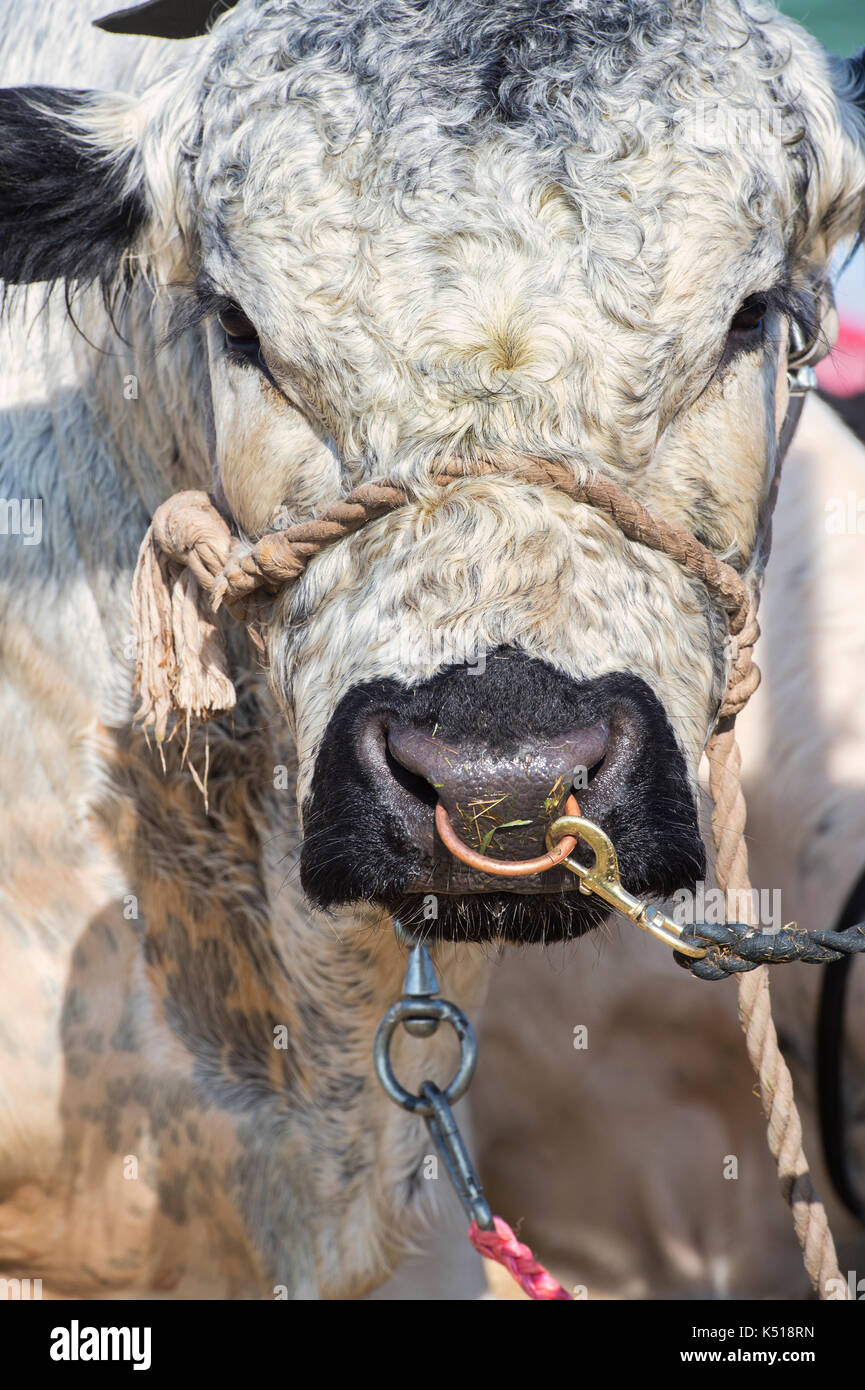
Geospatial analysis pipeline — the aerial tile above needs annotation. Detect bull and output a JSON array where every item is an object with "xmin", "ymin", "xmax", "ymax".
[{"xmin": 0, "ymin": 0, "xmax": 863, "ymax": 1298}]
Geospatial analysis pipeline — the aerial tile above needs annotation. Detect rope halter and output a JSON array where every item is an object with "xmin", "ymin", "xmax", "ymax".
[
  {"xmin": 131, "ymin": 304, "xmax": 835, "ymax": 741},
  {"xmin": 131, "ymin": 454, "xmax": 759, "ymax": 744}
]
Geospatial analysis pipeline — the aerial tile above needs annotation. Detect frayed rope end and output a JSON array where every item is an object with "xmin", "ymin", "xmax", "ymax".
[{"xmin": 131, "ymin": 524, "xmax": 237, "ymax": 749}]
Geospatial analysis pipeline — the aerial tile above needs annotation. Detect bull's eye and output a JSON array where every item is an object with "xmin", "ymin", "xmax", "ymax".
[
  {"xmin": 218, "ymin": 302, "xmax": 260, "ymax": 352},
  {"xmin": 729, "ymin": 295, "xmax": 768, "ymax": 338}
]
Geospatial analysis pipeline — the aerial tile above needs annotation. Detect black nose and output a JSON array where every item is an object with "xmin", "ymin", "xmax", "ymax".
[
  {"xmin": 383, "ymin": 720, "xmax": 609, "ymax": 862},
  {"xmin": 300, "ymin": 651, "xmax": 705, "ymax": 942}
]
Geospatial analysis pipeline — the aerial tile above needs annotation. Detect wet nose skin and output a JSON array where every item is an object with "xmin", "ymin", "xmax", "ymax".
[{"xmin": 386, "ymin": 721, "xmax": 609, "ymax": 862}]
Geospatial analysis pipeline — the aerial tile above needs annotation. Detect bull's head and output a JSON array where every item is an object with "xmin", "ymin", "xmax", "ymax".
[{"xmin": 2, "ymin": 0, "xmax": 863, "ymax": 941}]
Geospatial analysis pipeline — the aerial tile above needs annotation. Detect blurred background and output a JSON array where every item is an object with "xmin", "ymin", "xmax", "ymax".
[
  {"xmin": 779, "ymin": 1, "xmax": 860, "ymax": 60},
  {"xmin": 780, "ymin": 2, "xmax": 865, "ymax": 407}
]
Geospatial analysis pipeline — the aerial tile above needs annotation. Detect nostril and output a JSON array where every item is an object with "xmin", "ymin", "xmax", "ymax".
[
  {"xmin": 584, "ymin": 749, "xmax": 605, "ymax": 784},
  {"xmin": 384, "ymin": 741, "xmax": 438, "ymax": 808}
]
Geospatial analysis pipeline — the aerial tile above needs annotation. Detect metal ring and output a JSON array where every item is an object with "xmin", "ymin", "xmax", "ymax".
[
  {"xmin": 434, "ymin": 793, "xmax": 581, "ymax": 877},
  {"xmin": 373, "ymin": 998, "xmax": 478, "ymax": 1114}
]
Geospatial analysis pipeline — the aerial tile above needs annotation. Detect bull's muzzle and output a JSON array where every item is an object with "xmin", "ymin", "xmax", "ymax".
[{"xmin": 300, "ymin": 650, "xmax": 706, "ymax": 941}]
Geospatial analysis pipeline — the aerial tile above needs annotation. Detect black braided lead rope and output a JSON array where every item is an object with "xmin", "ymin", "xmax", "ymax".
[{"xmin": 674, "ymin": 920, "xmax": 865, "ymax": 981}]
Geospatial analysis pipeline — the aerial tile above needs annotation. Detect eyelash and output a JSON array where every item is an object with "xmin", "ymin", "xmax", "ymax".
[
  {"xmin": 224, "ymin": 342, "xmax": 264, "ymax": 371},
  {"xmin": 215, "ymin": 308, "xmax": 298, "ymax": 405}
]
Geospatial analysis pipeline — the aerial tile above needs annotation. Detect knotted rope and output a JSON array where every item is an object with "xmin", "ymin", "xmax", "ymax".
[
  {"xmin": 129, "ymin": 447, "xmax": 849, "ymax": 1299},
  {"xmin": 131, "ymin": 459, "xmax": 754, "ymax": 741},
  {"xmin": 706, "ymin": 716, "xmax": 849, "ymax": 1298}
]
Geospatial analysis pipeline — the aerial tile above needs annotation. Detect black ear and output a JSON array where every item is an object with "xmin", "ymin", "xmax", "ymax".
[
  {"xmin": 95, "ymin": 0, "xmax": 239, "ymax": 39},
  {"xmin": 0, "ymin": 87, "xmax": 146, "ymax": 291}
]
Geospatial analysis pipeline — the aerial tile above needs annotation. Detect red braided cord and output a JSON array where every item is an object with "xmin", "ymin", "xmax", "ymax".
[{"xmin": 469, "ymin": 1216, "xmax": 573, "ymax": 1301}]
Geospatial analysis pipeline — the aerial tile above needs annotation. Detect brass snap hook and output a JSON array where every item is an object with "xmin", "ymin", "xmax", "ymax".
[{"xmin": 546, "ymin": 813, "xmax": 707, "ymax": 960}]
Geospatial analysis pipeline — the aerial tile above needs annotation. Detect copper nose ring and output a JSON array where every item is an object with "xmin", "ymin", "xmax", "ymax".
[{"xmin": 434, "ymin": 793, "xmax": 581, "ymax": 878}]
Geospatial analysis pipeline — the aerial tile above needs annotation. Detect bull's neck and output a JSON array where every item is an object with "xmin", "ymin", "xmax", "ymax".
[{"xmin": 105, "ymin": 671, "xmax": 492, "ymax": 1296}]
